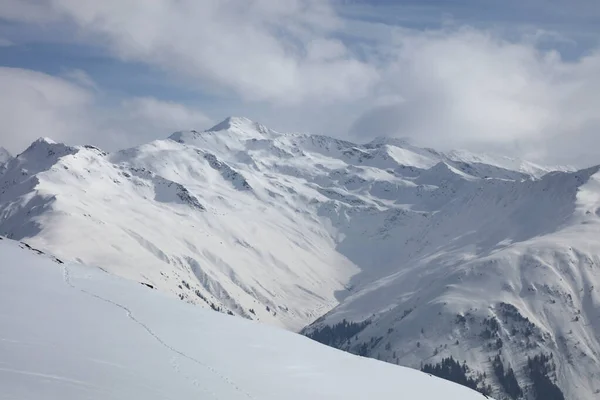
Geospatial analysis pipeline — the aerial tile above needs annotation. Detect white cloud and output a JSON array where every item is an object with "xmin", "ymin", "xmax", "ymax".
[
  {"xmin": 39, "ymin": 0, "xmax": 378, "ymax": 105},
  {"xmin": 0, "ymin": 67, "xmax": 212, "ymax": 154},
  {"xmin": 306, "ymin": 38, "xmax": 348, "ymax": 61},
  {"xmin": 0, "ymin": 67, "xmax": 92, "ymax": 153},
  {"xmin": 61, "ymin": 69, "xmax": 99, "ymax": 91},
  {"xmin": 348, "ymin": 27, "xmax": 600, "ymax": 166},
  {"xmin": 121, "ymin": 97, "xmax": 212, "ymax": 131},
  {"xmin": 0, "ymin": 38, "xmax": 13, "ymax": 46},
  {"xmin": 98, "ymin": 97, "xmax": 213, "ymax": 149},
  {"xmin": 1, "ymin": 1, "xmax": 600, "ymax": 166}
]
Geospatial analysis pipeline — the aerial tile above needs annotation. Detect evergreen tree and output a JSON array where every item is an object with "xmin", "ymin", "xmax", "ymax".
[
  {"xmin": 527, "ymin": 353, "xmax": 565, "ymax": 400},
  {"xmin": 304, "ymin": 319, "xmax": 370, "ymax": 347},
  {"xmin": 492, "ymin": 355, "xmax": 522, "ymax": 399}
]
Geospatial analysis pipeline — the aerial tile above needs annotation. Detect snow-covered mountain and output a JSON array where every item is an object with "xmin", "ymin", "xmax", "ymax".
[
  {"xmin": 0, "ymin": 236, "xmax": 489, "ymax": 400},
  {"xmin": 0, "ymin": 116, "xmax": 598, "ymax": 399},
  {"xmin": 304, "ymin": 166, "xmax": 600, "ymax": 399}
]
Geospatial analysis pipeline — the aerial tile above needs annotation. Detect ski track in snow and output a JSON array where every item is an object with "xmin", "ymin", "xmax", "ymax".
[
  {"xmin": 0, "ymin": 367, "xmax": 102, "ymax": 389},
  {"xmin": 61, "ymin": 263, "xmax": 254, "ymax": 400}
]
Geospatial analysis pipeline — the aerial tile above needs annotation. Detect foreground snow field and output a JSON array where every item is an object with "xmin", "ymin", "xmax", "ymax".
[{"xmin": 0, "ymin": 237, "xmax": 489, "ymax": 400}]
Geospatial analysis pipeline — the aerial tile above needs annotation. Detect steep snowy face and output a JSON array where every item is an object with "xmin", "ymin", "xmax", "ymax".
[
  {"xmin": 0, "ymin": 138, "xmax": 79, "ymax": 238},
  {"xmin": 0, "ymin": 237, "xmax": 491, "ymax": 400},
  {"xmin": 304, "ymin": 167, "xmax": 600, "ymax": 400},
  {"xmin": 0, "ymin": 117, "xmax": 597, "ymax": 399}
]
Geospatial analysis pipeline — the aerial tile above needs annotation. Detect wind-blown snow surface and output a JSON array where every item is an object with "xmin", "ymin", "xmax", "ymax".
[
  {"xmin": 0, "ymin": 116, "xmax": 598, "ymax": 399},
  {"xmin": 0, "ymin": 237, "xmax": 488, "ymax": 400}
]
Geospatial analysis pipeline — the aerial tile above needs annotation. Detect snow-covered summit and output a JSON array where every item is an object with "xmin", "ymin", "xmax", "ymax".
[
  {"xmin": 207, "ymin": 116, "xmax": 269, "ymax": 133},
  {"xmin": 167, "ymin": 117, "xmax": 277, "ymax": 157},
  {"xmin": 365, "ymin": 136, "xmax": 412, "ymax": 149}
]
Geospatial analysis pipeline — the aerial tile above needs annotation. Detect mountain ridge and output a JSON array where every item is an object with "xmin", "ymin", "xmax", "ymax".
[{"xmin": 0, "ymin": 117, "xmax": 598, "ymax": 399}]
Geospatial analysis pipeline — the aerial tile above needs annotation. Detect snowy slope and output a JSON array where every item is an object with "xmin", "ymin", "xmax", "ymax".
[
  {"xmin": 0, "ymin": 128, "xmax": 358, "ymax": 331},
  {"xmin": 0, "ymin": 237, "xmax": 490, "ymax": 400},
  {"xmin": 304, "ymin": 167, "xmax": 600, "ymax": 400},
  {"xmin": 0, "ymin": 116, "xmax": 598, "ymax": 399}
]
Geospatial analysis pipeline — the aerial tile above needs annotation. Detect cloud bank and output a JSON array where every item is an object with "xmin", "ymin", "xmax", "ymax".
[
  {"xmin": 0, "ymin": 0, "xmax": 599, "ymax": 166},
  {"xmin": 350, "ymin": 27, "xmax": 600, "ymax": 165}
]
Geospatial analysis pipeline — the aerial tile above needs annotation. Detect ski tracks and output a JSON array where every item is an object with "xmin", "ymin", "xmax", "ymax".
[{"xmin": 61, "ymin": 264, "xmax": 255, "ymax": 400}]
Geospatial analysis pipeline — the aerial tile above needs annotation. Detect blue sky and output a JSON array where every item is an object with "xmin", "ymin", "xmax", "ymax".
[{"xmin": 0, "ymin": 0, "xmax": 599, "ymax": 166}]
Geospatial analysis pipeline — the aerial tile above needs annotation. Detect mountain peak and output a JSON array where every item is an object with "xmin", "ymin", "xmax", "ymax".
[
  {"xmin": 16, "ymin": 137, "xmax": 77, "ymax": 163},
  {"xmin": 366, "ymin": 136, "xmax": 411, "ymax": 148},
  {"xmin": 207, "ymin": 116, "xmax": 256, "ymax": 132},
  {"xmin": 18, "ymin": 137, "xmax": 59, "ymax": 153},
  {"xmin": 167, "ymin": 116, "xmax": 272, "ymax": 150},
  {"xmin": 33, "ymin": 137, "xmax": 57, "ymax": 145}
]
